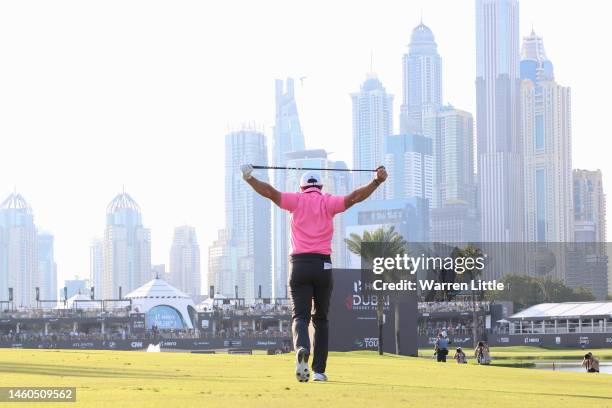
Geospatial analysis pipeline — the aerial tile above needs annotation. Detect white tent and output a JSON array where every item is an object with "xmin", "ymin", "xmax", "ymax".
[{"xmin": 125, "ymin": 278, "xmax": 197, "ymax": 329}]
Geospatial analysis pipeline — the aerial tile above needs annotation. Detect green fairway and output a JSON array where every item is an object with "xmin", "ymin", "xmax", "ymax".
[{"xmin": 1, "ymin": 349, "xmax": 611, "ymax": 408}]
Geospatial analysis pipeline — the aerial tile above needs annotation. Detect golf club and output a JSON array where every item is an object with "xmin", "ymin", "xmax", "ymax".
[{"xmin": 250, "ymin": 165, "xmax": 383, "ymax": 172}]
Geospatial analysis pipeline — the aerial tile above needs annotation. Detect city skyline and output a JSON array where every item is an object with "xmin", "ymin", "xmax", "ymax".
[{"xmin": 1, "ymin": 0, "xmax": 610, "ymax": 287}]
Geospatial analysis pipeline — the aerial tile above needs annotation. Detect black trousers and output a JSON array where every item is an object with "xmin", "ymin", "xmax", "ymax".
[{"xmin": 289, "ymin": 253, "xmax": 333, "ymax": 374}]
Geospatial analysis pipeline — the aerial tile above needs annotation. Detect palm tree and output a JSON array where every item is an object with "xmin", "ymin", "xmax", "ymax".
[
  {"xmin": 345, "ymin": 226, "xmax": 407, "ymax": 355},
  {"xmin": 454, "ymin": 244, "xmax": 485, "ymax": 349}
]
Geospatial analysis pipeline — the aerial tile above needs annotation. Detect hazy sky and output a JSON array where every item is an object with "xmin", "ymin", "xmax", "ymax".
[{"xmin": 1, "ymin": 0, "xmax": 610, "ymax": 288}]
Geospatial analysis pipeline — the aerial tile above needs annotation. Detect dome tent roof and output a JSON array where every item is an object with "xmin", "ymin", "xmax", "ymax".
[
  {"xmin": 125, "ymin": 278, "xmax": 191, "ymax": 300},
  {"xmin": 125, "ymin": 278, "xmax": 196, "ymax": 329}
]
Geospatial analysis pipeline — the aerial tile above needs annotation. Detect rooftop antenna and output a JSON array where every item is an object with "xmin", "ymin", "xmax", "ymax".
[{"xmin": 420, "ymin": 8, "xmax": 423, "ymax": 25}]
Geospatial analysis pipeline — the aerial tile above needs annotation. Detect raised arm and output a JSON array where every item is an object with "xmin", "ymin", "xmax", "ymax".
[
  {"xmin": 344, "ymin": 166, "xmax": 387, "ymax": 210},
  {"xmin": 241, "ymin": 164, "xmax": 281, "ymax": 207}
]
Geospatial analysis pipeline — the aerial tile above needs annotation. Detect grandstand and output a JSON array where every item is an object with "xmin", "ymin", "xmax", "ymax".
[{"xmin": 508, "ymin": 302, "xmax": 612, "ymax": 335}]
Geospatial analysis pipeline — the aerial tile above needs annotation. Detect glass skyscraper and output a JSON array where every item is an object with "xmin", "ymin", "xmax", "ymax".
[
  {"xmin": 89, "ymin": 238, "xmax": 103, "ymax": 299},
  {"xmin": 351, "ymin": 74, "xmax": 393, "ymax": 196},
  {"xmin": 400, "ymin": 21, "xmax": 442, "ymax": 134},
  {"xmin": 102, "ymin": 191, "xmax": 151, "ymax": 299},
  {"xmin": 520, "ymin": 30, "xmax": 573, "ymax": 242},
  {"xmin": 271, "ymin": 78, "xmax": 305, "ymax": 299},
  {"xmin": 225, "ymin": 129, "xmax": 271, "ymax": 300},
  {"xmin": 573, "ymin": 169, "xmax": 606, "ymax": 243},
  {"xmin": 475, "ymin": 0, "xmax": 524, "ymax": 242},
  {"xmin": 37, "ymin": 232, "xmax": 57, "ymax": 305},
  {"xmin": 169, "ymin": 225, "xmax": 201, "ymax": 298},
  {"xmin": 0, "ymin": 192, "xmax": 38, "ymax": 307},
  {"xmin": 383, "ymin": 133, "xmax": 433, "ymax": 206},
  {"xmin": 423, "ymin": 106, "xmax": 475, "ymax": 209}
]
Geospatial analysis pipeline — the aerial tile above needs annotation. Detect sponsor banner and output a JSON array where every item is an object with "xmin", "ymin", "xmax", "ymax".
[
  {"xmin": 419, "ymin": 336, "xmax": 473, "ymax": 347},
  {"xmin": 0, "ymin": 337, "xmax": 292, "ymax": 351},
  {"xmin": 328, "ymin": 269, "xmax": 418, "ymax": 356},
  {"xmin": 488, "ymin": 333, "xmax": 612, "ymax": 348},
  {"xmin": 130, "ymin": 313, "xmax": 146, "ymax": 334}
]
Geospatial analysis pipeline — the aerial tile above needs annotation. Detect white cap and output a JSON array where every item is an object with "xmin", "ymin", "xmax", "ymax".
[{"xmin": 300, "ymin": 171, "xmax": 323, "ymax": 188}]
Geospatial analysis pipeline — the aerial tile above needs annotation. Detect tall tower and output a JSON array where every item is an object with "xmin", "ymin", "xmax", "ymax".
[
  {"xmin": 169, "ymin": 226, "xmax": 201, "ymax": 298},
  {"xmin": 400, "ymin": 21, "xmax": 442, "ymax": 134},
  {"xmin": 272, "ymin": 78, "xmax": 305, "ymax": 299},
  {"xmin": 102, "ymin": 191, "xmax": 151, "ymax": 299},
  {"xmin": 521, "ymin": 30, "xmax": 573, "ymax": 242},
  {"xmin": 89, "ymin": 238, "xmax": 103, "ymax": 299},
  {"xmin": 423, "ymin": 106, "xmax": 475, "ymax": 209},
  {"xmin": 225, "ymin": 129, "xmax": 272, "ymax": 300},
  {"xmin": 571, "ymin": 169, "xmax": 608, "ymax": 298},
  {"xmin": 383, "ymin": 133, "xmax": 433, "ymax": 205},
  {"xmin": 475, "ymin": 0, "xmax": 524, "ymax": 242},
  {"xmin": 573, "ymin": 169, "xmax": 606, "ymax": 243},
  {"xmin": 207, "ymin": 229, "xmax": 233, "ymax": 297},
  {"xmin": 0, "ymin": 192, "xmax": 38, "ymax": 307},
  {"xmin": 37, "ymin": 232, "xmax": 57, "ymax": 304},
  {"xmin": 351, "ymin": 74, "xmax": 393, "ymax": 195}
]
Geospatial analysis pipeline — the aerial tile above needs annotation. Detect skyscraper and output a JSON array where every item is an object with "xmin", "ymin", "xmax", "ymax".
[
  {"xmin": 573, "ymin": 170, "xmax": 606, "ymax": 242},
  {"xmin": 272, "ymin": 78, "xmax": 305, "ymax": 299},
  {"xmin": 400, "ymin": 21, "xmax": 442, "ymax": 134},
  {"xmin": 284, "ymin": 149, "xmax": 351, "ymax": 268},
  {"xmin": 0, "ymin": 192, "xmax": 38, "ymax": 307},
  {"xmin": 521, "ymin": 30, "xmax": 573, "ymax": 242},
  {"xmin": 475, "ymin": 0, "xmax": 524, "ymax": 242},
  {"xmin": 423, "ymin": 106, "xmax": 475, "ymax": 208},
  {"xmin": 102, "ymin": 191, "xmax": 151, "ymax": 299},
  {"xmin": 431, "ymin": 203, "xmax": 481, "ymax": 243},
  {"xmin": 207, "ymin": 229, "xmax": 234, "ymax": 298},
  {"xmin": 169, "ymin": 226, "xmax": 201, "ymax": 298},
  {"xmin": 89, "ymin": 238, "xmax": 103, "ymax": 299},
  {"xmin": 351, "ymin": 74, "xmax": 393, "ymax": 194},
  {"xmin": 383, "ymin": 133, "xmax": 433, "ymax": 205},
  {"xmin": 37, "ymin": 232, "xmax": 57, "ymax": 304},
  {"xmin": 225, "ymin": 129, "xmax": 272, "ymax": 300},
  {"xmin": 572, "ymin": 169, "xmax": 608, "ymax": 297}
]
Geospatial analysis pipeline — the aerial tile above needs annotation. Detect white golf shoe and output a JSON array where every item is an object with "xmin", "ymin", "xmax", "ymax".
[
  {"xmin": 295, "ymin": 347, "xmax": 310, "ymax": 382},
  {"xmin": 312, "ymin": 372, "xmax": 328, "ymax": 382}
]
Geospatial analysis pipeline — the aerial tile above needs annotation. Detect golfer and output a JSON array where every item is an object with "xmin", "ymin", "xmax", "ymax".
[{"xmin": 241, "ymin": 164, "xmax": 387, "ymax": 382}]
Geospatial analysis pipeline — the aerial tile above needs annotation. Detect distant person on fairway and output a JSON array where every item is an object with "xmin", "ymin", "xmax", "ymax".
[
  {"xmin": 454, "ymin": 347, "xmax": 467, "ymax": 364},
  {"xmin": 582, "ymin": 352, "xmax": 600, "ymax": 373},
  {"xmin": 241, "ymin": 164, "xmax": 388, "ymax": 382},
  {"xmin": 434, "ymin": 332, "xmax": 449, "ymax": 362},
  {"xmin": 474, "ymin": 341, "xmax": 490, "ymax": 365}
]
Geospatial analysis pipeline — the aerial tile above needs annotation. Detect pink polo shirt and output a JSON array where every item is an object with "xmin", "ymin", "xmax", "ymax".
[{"xmin": 279, "ymin": 187, "xmax": 346, "ymax": 255}]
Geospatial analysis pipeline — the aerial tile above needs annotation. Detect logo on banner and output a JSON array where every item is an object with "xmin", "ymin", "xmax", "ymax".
[
  {"xmin": 346, "ymin": 280, "xmax": 388, "ymax": 311},
  {"xmin": 354, "ymin": 337, "xmax": 378, "ymax": 349}
]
